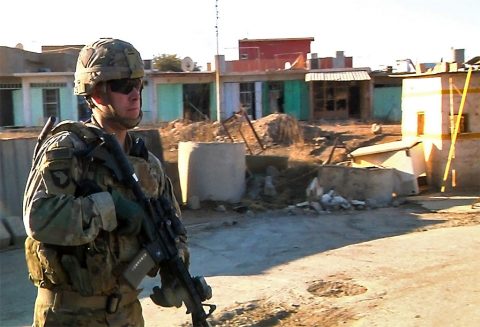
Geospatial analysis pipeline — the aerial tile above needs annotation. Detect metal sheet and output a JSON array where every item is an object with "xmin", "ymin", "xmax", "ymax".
[
  {"xmin": 350, "ymin": 140, "xmax": 421, "ymax": 157},
  {"xmin": 305, "ymin": 70, "xmax": 371, "ymax": 81}
]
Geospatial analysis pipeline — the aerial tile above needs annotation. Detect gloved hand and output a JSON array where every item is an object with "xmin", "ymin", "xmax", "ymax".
[
  {"xmin": 150, "ymin": 283, "xmax": 184, "ymax": 308},
  {"xmin": 151, "ymin": 270, "xmax": 184, "ymax": 308},
  {"xmin": 75, "ymin": 179, "xmax": 102, "ymax": 197},
  {"xmin": 150, "ymin": 272, "xmax": 212, "ymax": 307},
  {"xmin": 111, "ymin": 190, "xmax": 147, "ymax": 236}
]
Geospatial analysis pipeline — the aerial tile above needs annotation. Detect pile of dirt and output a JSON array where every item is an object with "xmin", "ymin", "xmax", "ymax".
[
  {"xmin": 190, "ymin": 278, "xmax": 366, "ymax": 326},
  {"xmin": 157, "ymin": 113, "xmax": 402, "ymax": 165},
  {"xmin": 200, "ymin": 299, "xmax": 356, "ymax": 327}
]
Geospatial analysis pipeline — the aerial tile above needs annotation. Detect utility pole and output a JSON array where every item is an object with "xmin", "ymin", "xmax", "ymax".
[{"xmin": 215, "ymin": 0, "xmax": 224, "ymax": 122}]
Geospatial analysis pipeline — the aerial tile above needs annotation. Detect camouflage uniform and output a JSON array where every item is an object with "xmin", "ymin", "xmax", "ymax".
[{"xmin": 22, "ymin": 39, "xmax": 188, "ymax": 327}]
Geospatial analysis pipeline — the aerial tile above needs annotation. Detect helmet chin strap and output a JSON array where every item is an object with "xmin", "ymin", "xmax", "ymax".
[
  {"xmin": 105, "ymin": 104, "xmax": 143, "ymax": 129},
  {"xmin": 89, "ymin": 96, "xmax": 143, "ymax": 129}
]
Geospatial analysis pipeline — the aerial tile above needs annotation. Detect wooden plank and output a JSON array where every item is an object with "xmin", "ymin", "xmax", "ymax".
[{"xmin": 441, "ymin": 67, "xmax": 473, "ymax": 192}]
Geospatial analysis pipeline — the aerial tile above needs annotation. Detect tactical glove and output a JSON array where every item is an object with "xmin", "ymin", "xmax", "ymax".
[
  {"xmin": 75, "ymin": 179, "xmax": 102, "ymax": 197},
  {"xmin": 111, "ymin": 190, "xmax": 146, "ymax": 236},
  {"xmin": 150, "ymin": 273, "xmax": 212, "ymax": 308}
]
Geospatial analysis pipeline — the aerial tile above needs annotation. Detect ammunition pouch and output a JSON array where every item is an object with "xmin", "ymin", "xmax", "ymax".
[{"xmin": 25, "ymin": 237, "xmax": 68, "ymax": 288}]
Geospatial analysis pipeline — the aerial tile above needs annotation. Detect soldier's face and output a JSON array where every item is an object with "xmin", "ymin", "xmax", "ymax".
[{"xmin": 106, "ymin": 78, "xmax": 142, "ymax": 120}]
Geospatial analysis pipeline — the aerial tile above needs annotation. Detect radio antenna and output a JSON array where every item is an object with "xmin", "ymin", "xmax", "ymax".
[{"xmin": 215, "ymin": 0, "xmax": 219, "ymax": 55}]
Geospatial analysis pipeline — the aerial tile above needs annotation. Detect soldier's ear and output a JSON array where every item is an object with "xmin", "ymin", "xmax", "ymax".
[{"xmin": 91, "ymin": 83, "xmax": 109, "ymax": 105}]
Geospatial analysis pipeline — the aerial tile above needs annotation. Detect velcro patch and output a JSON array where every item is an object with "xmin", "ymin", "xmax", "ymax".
[
  {"xmin": 46, "ymin": 147, "xmax": 74, "ymax": 161},
  {"xmin": 49, "ymin": 169, "xmax": 70, "ymax": 188}
]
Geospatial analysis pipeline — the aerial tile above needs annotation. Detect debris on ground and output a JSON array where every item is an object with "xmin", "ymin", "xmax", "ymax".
[
  {"xmin": 157, "ymin": 113, "xmax": 402, "ymax": 215},
  {"xmin": 157, "ymin": 113, "xmax": 402, "ymax": 165}
]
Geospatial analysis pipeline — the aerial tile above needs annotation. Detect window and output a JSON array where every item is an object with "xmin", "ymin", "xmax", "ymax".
[
  {"xmin": 417, "ymin": 112, "xmax": 425, "ymax": 136},
  {"xmin": 240, "ymin": 82, "xmax": 255, "ymax": 117},
  {"xmin": 43, "ymin": 89, "xmax": 60, "ymax": 119},
  {"xmin": 317, "ymin": 83, "xmax": 348, "ymax": 112},
  {"xmin": 452, "ymin": 114, "xmax": 468, "ymax": 133}
]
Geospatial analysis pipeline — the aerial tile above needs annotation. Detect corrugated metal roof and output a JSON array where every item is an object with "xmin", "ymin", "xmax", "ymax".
[
  {"xmin": 350, "ymin": 140, "xmax": 421, "ymax": 157},
  {"xmin": 305, "ymin": 70, "xmax": 371, "ymax": 82}
]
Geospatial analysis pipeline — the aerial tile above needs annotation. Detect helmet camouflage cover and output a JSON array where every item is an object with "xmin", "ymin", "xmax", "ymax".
[{"xmin": 74, "ymin": 38, "xmax": 144, "ymax": 96}]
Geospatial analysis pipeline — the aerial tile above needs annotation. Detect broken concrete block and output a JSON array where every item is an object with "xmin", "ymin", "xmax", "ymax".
[
  {"xmin": 306, "ymin": 177, "xmax": 324, "ymax": 201},
  {"xmin": 0, "ymin": 220, "xmax": 12, "ymax": 249},
  {"xmin": 188, "ymin": 196, "xmax": 201, "ymax": 210},
  {"xmin": 371, "ymin": 123, "xmax": 382, "ymax": 135},
  {"xmin": 265, "ymin": 165, "xmax": 280, "ymax": 177},
  {"xmin": 309, "ymin": 201, "xmax": 324, "ymax": 214},
  {"xmin": 3, "ymin": 216, "xmax": 26, "ymax": 247},
  {"xmin": 264, "ymin": 176, "xmax": 277, "ymax": 196},
  {"xmin": 215, "ymin": 204, "xmax": 227, "ymax": 212},
  {"xmin": 332, "ymin": 195, "xmax": 351, "ymax": 209}
]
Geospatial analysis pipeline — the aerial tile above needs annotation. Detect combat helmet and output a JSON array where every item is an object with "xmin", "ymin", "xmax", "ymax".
[
  {"xmin": 74, "ymin": 38, "xmax": 144, "ymax": 96},
  {"xmin": 74, "ymin": 38, "xmax": 144, "ymax": 128}
]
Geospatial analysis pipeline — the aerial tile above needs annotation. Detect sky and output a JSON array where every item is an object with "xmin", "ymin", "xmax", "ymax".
[{"xmin": 1, "ymin": 0, "xmax": 479, "ymax": 70}]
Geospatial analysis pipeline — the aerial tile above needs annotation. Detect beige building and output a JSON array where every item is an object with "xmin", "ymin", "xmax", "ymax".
[{"xmin": 401, "ymin": 68, "xmax": 480, "ymax": 191}]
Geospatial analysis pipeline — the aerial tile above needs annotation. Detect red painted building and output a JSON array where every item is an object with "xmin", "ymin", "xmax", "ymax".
[
  {"xmin": 229, "ymin": 37, "xmax": 314, "ymax": 72},
  {"xmin": 239, "ymin": 37, "xmax": 313, "ymax": 60}
]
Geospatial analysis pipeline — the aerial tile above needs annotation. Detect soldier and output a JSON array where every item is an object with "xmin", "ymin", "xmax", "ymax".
[{"xmin": 23, "ymin": 38, "xmax": 189, "ymax": 326}]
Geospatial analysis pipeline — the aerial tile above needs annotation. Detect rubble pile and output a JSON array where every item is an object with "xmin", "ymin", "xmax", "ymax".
[
  {"xmin": 250, "ymin": 113, "xmax": 303, "ymax": 146},
  {"xmin": 242, "ymin": 164, "xmax": 397, "ymax": 216},
  {"xmin": 154, "ymin": 114, "xmax": 402, "ymax": 214}
]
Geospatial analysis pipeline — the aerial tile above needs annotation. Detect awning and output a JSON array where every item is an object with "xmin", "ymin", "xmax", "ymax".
[{"xmin": 305, "ymin": 70, "xmax": 371, "ymax": 82}]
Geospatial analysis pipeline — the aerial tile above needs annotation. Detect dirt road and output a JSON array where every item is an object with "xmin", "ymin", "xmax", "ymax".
[{"xmin": 2, "ymin": 196, "xmax": 479, "ymax": 327}]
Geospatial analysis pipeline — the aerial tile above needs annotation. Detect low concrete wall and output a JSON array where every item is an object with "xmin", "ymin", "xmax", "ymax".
[
  {"xmin": 178, "ymin": 142, "xmax": 246, "ymax": 204},
  {"xmin": 0, "ymin": 137, "xmax": 36, "ymax": 218},
  {"xmin": 317, "ymin": 165, "xmax": 395, "ymax": 206}
]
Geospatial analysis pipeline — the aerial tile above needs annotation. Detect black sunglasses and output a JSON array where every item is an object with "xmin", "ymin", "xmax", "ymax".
[{"xmin": 108, "ymin": 78, "xmax": 143, "ymax": 95}]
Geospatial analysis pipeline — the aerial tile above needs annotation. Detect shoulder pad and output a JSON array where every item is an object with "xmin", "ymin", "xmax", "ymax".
[{"xmin": 51, "ymin": 120, "xmax": 99, "ymax": 143}]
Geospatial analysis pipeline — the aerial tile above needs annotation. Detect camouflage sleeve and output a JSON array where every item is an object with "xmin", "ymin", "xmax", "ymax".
[{"xmin": 23, "ymin": 132, "xmax": 117, "ymax": 246}]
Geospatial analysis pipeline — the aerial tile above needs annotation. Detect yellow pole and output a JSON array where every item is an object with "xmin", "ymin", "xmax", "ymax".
[
  {"xmin": 449, "ymin": 77, "xmax": 454, "ymax": 136},
  {"xmin": 440, "ymin": 67, "xmax": 473, "ymax": 192}
]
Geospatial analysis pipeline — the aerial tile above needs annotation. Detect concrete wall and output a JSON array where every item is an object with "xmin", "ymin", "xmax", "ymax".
[
  {"xmin": 317, "ymin": 165, "xmax": 395, "ymax": 206},
  {"xmin": 351, "ymin": 142, "xmax": 426, "ymax": 196},
  {"xmin": 178, "ymin": 141, "xmax": 246, "ymax": 204},
  {"xmin": 0, "ymin": 138, "xmax": 36, "ymax": 218},
  {"xmin": 401, "ymin": 72, "xmax": 480, "ymax": 190}
]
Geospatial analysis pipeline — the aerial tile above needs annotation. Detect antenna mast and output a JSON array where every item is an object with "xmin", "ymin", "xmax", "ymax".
[{"xmin": 215, "ymin": 0, "xmax": 219, "ymax": 55}]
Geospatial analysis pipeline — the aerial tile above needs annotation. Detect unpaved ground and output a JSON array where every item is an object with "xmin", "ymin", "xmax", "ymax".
[
  {"xmin": 1, "ymin": 196, "xmax": 479, "ymax": 327},
  {"xmin": 139, "ymin": 202, "xmax": 480, "ymax": 327}
]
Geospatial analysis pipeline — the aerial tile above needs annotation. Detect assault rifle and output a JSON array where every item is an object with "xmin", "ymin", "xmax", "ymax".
[
  {"xmin": 33, "ymin": 116, "xmax": 56, "ymax": 160},
  {"xmin": 98, "ymin": 131, "xmax": 216, "ymax": 327}
]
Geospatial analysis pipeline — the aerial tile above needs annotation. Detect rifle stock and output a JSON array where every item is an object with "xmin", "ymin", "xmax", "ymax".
[{"xmin": 99, "ymin": 132, "xmax": 215, "ymax": 327}]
